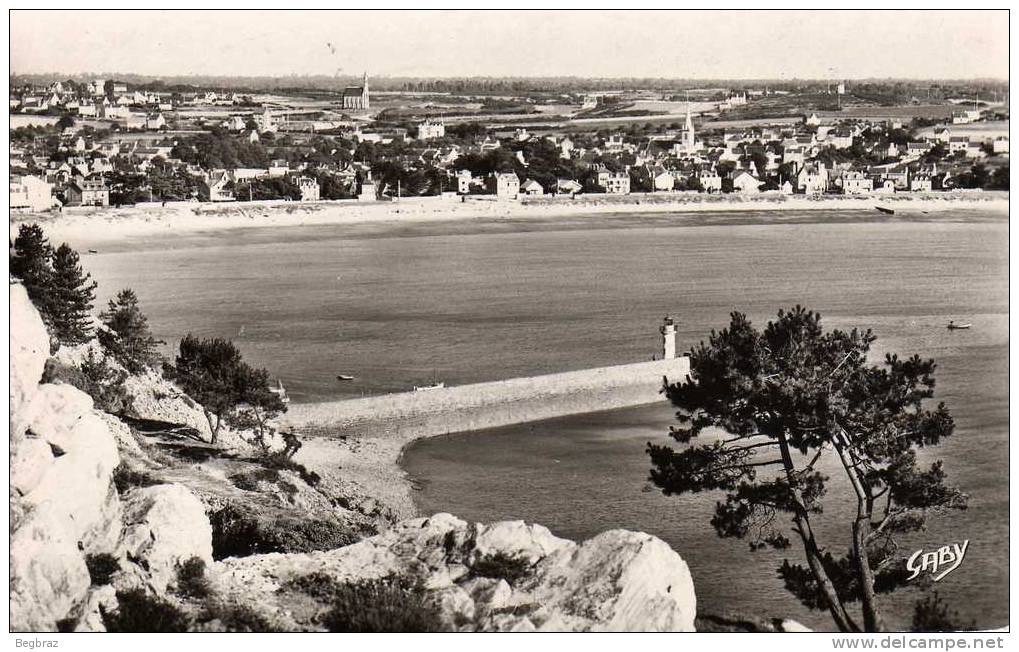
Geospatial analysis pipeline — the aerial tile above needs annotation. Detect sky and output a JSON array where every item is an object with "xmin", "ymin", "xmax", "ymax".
[{"xmin": 9, "ymin": 9, "xmax": 1010, "ymax": 80}]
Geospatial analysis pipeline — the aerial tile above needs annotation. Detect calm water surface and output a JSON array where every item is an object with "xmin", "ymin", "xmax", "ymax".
[{"xmin": 77, "ymin": 210, "xmax": 1007, "ymax": 630}]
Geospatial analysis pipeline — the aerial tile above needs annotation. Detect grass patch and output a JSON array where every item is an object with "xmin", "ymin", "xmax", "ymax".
[
  {"xmin": 174, "ymin": 556, "xmax": 211, "ymax": 600},
  {"xmin": 103, "ymin": 588, "xmax": 190, "ymax": 632},
  {"xmin": 228, "ymin": 468, "xmax": 281, "ymax": 492},
  {"xmin": 112, "ymin": 463, "xmax": 162, "ymax": 494},
  {"xmin": 469, "ymin": 552, "xmax": 533, "ymax": 586},
  {"xmin": 322, "ymin": 577, "xmax": 445, "ymax": 633},
  {"xmin": 199, "ymin": 601, "xmax": 279, "ymax": 632},
  {"xmin": 209, "ymin": 504, "xmax": 356, "ymax": 559},
  {"xmin": 85, "ymin": 552, "xmax": 120, "ymax": 586},
  {"xmin": 283, "ymin": 571, "xmax": 345, "ymax": 602}
]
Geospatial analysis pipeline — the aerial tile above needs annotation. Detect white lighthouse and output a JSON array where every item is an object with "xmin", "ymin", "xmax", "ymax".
[{"xmin": 660, "ymin": 316, "xmax": 678, "ymax": 360}]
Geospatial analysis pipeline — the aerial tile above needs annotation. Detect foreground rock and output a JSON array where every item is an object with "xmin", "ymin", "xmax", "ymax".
[
  {"xmin": 9, "ymin": 285, "xmax": 210, "ymax": 631},
  {"xmin": 213, "ymin": 513, "xmax": 696, "ymax": 632}
]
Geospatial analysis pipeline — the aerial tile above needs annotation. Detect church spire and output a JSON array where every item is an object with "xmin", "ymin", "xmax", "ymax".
[{"xmin": 684, "ymin": 101, "xmax": 695, "ymax": 149}]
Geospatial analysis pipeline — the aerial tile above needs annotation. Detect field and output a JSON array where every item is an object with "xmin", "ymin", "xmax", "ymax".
[{"xmin": 918, "ymin": 119, "xmax": 1010, "ymax": 139}]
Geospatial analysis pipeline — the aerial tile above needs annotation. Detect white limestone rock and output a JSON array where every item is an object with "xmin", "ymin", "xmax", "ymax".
[
  {"xmin": 10, "ymin": 283, "xmax": 50, "ymax": 438},
  {"xmin": 117, "ymin": 483, "xmax": 214, "ymax": 594},
  {"xmin": 214, "ymin": 513, "xmax": 697, "ymax": 632},
  {"xmin": 9, "ymin": 286, "xmax": 123, "ymax": 630}
]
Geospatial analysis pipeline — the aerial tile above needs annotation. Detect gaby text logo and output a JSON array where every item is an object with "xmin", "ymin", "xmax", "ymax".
[{"xmin": 906, "ymin": 540, "xmax": 969, "ymax": 582}]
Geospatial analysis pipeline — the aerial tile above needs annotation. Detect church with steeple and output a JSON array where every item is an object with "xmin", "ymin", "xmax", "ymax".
[
  {"xmin": 341, "ymin": 72, "xmax": 370, "ymax": 110},
  {"xmin": 675, "ymin": 103, "xmax": 700, "ymax": 155}
]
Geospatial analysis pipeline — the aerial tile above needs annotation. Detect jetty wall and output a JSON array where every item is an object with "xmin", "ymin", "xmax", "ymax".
[{"xmin": 287, "ymin": 357, "xmax": 691, "ymax": 441}]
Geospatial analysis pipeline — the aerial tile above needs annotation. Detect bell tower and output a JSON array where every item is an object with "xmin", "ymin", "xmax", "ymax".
[{"xmin": 362, "ymin": 71, "xmax": 370, "ymax": 110}]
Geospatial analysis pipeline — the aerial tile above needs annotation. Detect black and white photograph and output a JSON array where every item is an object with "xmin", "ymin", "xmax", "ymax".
[{"xmin": 6, "ymin": 7, "xmax": 1012, "ymax": 642}]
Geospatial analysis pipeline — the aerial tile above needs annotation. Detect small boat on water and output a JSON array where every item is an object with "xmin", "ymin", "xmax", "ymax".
[
  {"xmin": 414, "ymin": 382, "xmax": 445, "ymax": 392},
  {"xmin": 947, "ymin": 321, "xmax": 972, "ymax": 330},
  {"xmin": 875, "ymin": 206, "xmax": 895, "ymax": 215},
  {"xmin": 268, "ymin": 379, "xmax": 291, "ymax": 404},
  {"xmin": 336, "ymin": 374, "xmax": 355, "ymax": 381},
  {"xmin": 87, "ymin": 249, "xmax": 98, "ymax": 254}
]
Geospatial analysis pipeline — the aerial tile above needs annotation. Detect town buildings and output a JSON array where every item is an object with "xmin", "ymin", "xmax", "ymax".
[{"xmin": 7, "ymin": 76, "xmax": 1006, "ymax": 209}]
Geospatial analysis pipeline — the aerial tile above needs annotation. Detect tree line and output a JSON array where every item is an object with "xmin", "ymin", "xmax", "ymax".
[{"xmin": 11, "ymin": 224, "xmax": 287, "ymax": 450}]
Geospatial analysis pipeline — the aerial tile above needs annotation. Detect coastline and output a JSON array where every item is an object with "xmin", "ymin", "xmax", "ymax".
[
  {"xmin": 10, "ymin": 190, "xmax": 1008, "ymax": 247},
  {"xmin": 288, "ymin": 358, "xmax": 692, "ymax": 521}
]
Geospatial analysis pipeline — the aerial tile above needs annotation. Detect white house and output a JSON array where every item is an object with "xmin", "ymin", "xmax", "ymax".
[
  {"xmin": 456, "ymin": 170, "xmax": 473, "ymax": 194},
  {"xmin": 643, "ymin": 165, "xmax": 675, "ymax": 192},
  {"xmin": 874, "ymin": 178, "xmax": 897, "ymax": 194},
  {"xmin": 827, "ymin": 132, "xmax": 854, "ymax": 150},
  {"xmin": 10, "ymin": 175, "xmax": 55, "ymax": 212},
  {"xmin": 993, "ymin": 137, "xmax": 1009, "ymax": 154},
  {"xmin": 520, "ymin": 178, "xmax": 544, "ymax": 196},
  {"xmin": 268, "ymin": 160, "xmax": 290, "ymax": 178},
  {"xmin": 145, "ymin": 113, "xmax": 167, "ymax": 130},
  {"xmin": 796, "ymin": 162, "xmax": 828, "ymax": 194},
  {"xmin": 416, "ymin": 119, "xmax": 445, "ymax": 140},
  {"xmin": 492, "ymin": 172, "xmax": 520, "ymax": 199},
  {"xmin": 556, "ymin": 178, "xmax": 583, "ymax": 196},
  {"xmin": 203, "ymin": 170, "xmax": 234, "ymax": 202},
  {"xmin": 595, "ymin": 169, "xmax": 630, "ymax": 194},
  {"xmin": 948, "ymin": 136, "xmax": 969, "ymax": 154},
  {"xmin": 223, "ymin": 115, "xmax": 247, "ymax": 132},
  {"xmin": 730, "ymin": 170, "xmax": 763, "ymax": 194},
  {"xmin": 295, "ymin": 176, "xmax": 320, "ymax": 201},
  {"xmin": 910, "ymin": 170, "xmax": 934, "ymax": 192},
  {"xmin": 698, "ymin": 168, "xmax": 722, "ymax": 193},
  {"xmin": 842, "ymin": 171, "xmax": 873, "ymax": 195},
  {"xmin": 358, "ymin": 172, "xmax": 378, "ymax": 201},
  {"xmin": 906, "ymin": 142, "xmax": 931, "ymax": 157}
]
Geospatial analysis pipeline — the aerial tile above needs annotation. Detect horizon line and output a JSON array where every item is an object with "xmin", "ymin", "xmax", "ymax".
[{"xmin": 10, "ymin": 72, "xmax": 1010, "ymax": 83}]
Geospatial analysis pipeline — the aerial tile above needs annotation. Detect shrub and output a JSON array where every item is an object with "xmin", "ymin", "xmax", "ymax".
[
  {"xmin": 469, "ymin": 552, "xmax": 533, "ymax": 585},
  {"xmin": 75, "ymin": 350, "xmax": 133, "ymax": 415},
  {"xmin": 283, "ymin": 571, "xmax": 345, "ymax": 602},
  {"xmin": 229, "ymin": 468, "xmax": 281, "ymax": 492},
  {"xmin": 175, "ymin": 556, "xmax": 211, "ymax": 600},
  {"xmin": 85, "ymin": 553, "xmax": 120, "ymax": 586},
  {"xmin": 112, "ymin": 463, "xmax": 162, "ymax": 494},
  {"xmin": 322, "ymin": 577, "xmax": 445, "ymax": 633},
  {"xmin": 209, "ymin": 504, "xmax": 356, "ymax": 559},
  {"xmin": 199, "ymin": 602, "xmax": 278, "ymax": 632},
  {"xmin": 912, "ymin": 592, "xmax": 976, "ymax": 632},
  {"xmin": 103, "ymin": 589, "xmax": 190, "ymax": 632},
  {"xmin": 55, "ymin": 618, "xmax": 77, "ymax": 633},
  {"xmin": 260, "ymin": 452, "xmax": 320, "ymax": 487}
]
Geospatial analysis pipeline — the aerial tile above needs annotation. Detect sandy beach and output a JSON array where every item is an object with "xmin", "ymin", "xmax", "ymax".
[{"xmin": 10, "ymin": 190, "xmax": 1009, "ymax": 247}]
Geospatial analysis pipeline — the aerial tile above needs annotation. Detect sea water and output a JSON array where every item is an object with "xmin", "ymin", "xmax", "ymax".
[{"xmin": 76, "ymin": 210, "xmax": 1008, "ymax": 630}]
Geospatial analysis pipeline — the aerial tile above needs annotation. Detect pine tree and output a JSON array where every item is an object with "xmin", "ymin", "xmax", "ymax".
[
  {"xmin": 648, "ymin": 306, "xmax": 964, "ymax": 633},
  {"xmin": 10, "ymin": 224, "xmax": 56, "ymax": 321},
  {"xmin": 99, "ymin": 289, "xmax": 162, "ymax": 374},
  {"xmin": 49, "ymin": 243, "xmax": 97, "ymax": 345}
]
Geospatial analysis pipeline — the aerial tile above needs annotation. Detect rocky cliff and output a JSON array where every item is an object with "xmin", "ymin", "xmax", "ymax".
[{"xmin": 9, "ymin": 283, "xmax": 698, "ymax": 632}]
